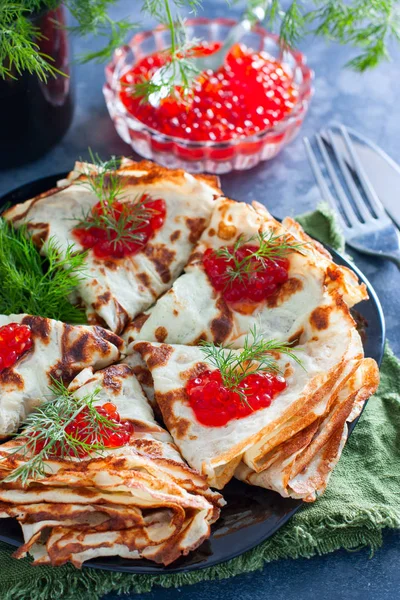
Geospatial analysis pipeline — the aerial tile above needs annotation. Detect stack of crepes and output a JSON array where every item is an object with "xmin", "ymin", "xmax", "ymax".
[
  {"xmin": 126, "ymin": 199, "xmax": 380, "ymax": 501},
  {"xmin": 0, "ymin": 364, "xmax": 223, "ymax": 567}
]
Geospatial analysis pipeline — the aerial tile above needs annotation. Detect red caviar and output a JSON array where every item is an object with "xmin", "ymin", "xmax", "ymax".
[
  {"xmin": 0, "ymin": 323, "xmax": 33, "ymax": 373},
  {"xmin": 119, "ymin": 42, "xmax": 298, "ymax": 142},
  {"xmin": 73, "ymin": 196, "xmax": 166, "ymax": 260},
  {"xmin": 186, "ymin": 369, "xmax": 286, "ymax": 427},
  {"xmin": 33, "ymin": 402, "xmax": 134, "ymax": 457},
  {"xmin": 203, "ymin": 245, "xmax": 289, "ymax": 303}
]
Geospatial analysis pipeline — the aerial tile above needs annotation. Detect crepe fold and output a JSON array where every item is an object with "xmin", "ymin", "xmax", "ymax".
[
  {"xmin": 0, "ymin": 313, "xmax": 123, "ymax": 438},
  {"xmin": 3, "ymin": 160, "xmax": 221, "ymax": 333},
  {"xmin": 0, "ymin": 364, "xmax": 223, "ymax": 567},
  {"xmin": 124, "ymin": 198, "xmax": 367, "ymax": 348},
  {"xmin": 134, "ymin": 293, "xmax": 379, "ymax": 500}
]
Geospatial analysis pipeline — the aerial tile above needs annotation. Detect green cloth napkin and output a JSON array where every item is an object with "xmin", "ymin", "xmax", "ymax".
[{"xmin": 1, "ymin": 204, "xmax": 399, "ymax": 600}]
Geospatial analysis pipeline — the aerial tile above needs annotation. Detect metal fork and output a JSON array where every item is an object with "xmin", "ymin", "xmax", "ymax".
[{"xmin": 304, "ymin": 124, "xmax": 400, "ymax": 268}]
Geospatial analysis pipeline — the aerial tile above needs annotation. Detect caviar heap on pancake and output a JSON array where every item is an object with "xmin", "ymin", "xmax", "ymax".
[
  {"xmin": 185, "ymin": 329, "xmax": 301, "ymax": 428},
  {"xmin": 186, "ymin": 369, "xmax": 286, "ymax": 427},
  {"xmin": 0, "ymin": 323, "xmax": 33, "ymax": 373},
  {"xmin": 203, "ymin": 245, "xmax": 289, "ymax": 303},
  {"xmin": 33, "ymin": 401, "xmax": 134, "ymax": 458},
  {"xmin": 203, "ymin": 232, "xmax": 301, "ymax": 304},
  {"xmin": 120, "ymin": 42, "xmax": 299, "ymax": 142},
  {"xmin": 73, "ymin": 194, "xmax": 166, "ymax": 260}
]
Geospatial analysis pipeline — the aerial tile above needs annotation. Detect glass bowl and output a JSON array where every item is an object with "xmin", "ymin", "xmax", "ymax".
[{"xmin": 103, "ymin": 18, "xmax": 314, "ymax": 174}]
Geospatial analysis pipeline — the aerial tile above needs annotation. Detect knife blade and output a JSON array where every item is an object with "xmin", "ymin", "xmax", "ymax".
[{"xmin": 321, "ymin": 126, "xmax": 400, "ymax": 230}]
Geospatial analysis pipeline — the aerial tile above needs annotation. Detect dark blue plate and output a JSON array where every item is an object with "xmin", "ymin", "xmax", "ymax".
[{"xmin": 0, "ymin": 174, "xmax": 385, "ymax": 574}]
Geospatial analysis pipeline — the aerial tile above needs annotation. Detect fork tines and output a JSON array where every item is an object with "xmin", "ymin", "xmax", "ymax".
[{"xmin": 304, "ymin": 125, "xmax": 388, "ymax": 231}]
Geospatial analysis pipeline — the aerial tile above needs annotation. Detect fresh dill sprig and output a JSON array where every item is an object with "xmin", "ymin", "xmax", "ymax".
[
  {"xmin": 0, "ymin": 0, "xmax": 135, "ymax": 80},
  {"xmin": 200, "ymin": 326, "xmax": 303, "ymax": 405},
  {"xmin": 1, "ymin": 379, "xmax": 118, "ymax": 486},
  {"xmin": 134, "ymin": 4, "xmax": 201, "ymax": 104},
  {"xmin": 260, "ymin": 0, "xmax": 400, "ymax": 71},
  {"xmin": 0, "ymin": 219, "xmax": 87, "ymax": 323},
  {"xmin": 68, "ymin": 7, "xmax": 135, "ymax": 64},
  {"xmin": 78, "ymin": 149, "xmax": 124, "ymax": 205},
  {"xmin": 214, "ymin": 230, "xmax": 306, "ymax": 289},
  {"xmin": 74, "ymin": 150, "xmax": 160, "ymax": 250},
  {"xmin": 0, "ymin": 2, "xmax": 64, "ymax": 81}
]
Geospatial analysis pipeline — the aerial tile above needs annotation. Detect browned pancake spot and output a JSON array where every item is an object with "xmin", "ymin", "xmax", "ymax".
[
  {"xmin": 131, "ymin": 364, "xmax": 154, "ymax": 388},
  {"xmin": 192, "ymin": 332, "xmax": 208, "ymax": 345},
  {"xmin": 208, "ymin": 228, "xmax": 216, "ymax": 237},
  {"xmin": 310, "ymin": 305, "xmax": 332, "ymax": 330},
  {"xmin": 131, "ymin": 438, "xmax": 163, "ymax": 456},
  {"xmin": 217, "ymin": 201, "xmax": 233, "ymax": 218},
  {"xmin": 28, "ymin": 223, "xmax": 50, "ymax": 248},
  {"xmin": 93, "ymin": 291, "xmax": 111, "ymax": 310},
  {"xmin": 67, "ymin": 330, "xmax": 92, "ymax": 362},
  {"xmin": 0, "ymin": 370, "xmax": 24, "ymax": 389},
  {"xmin": 217, "ymin": 222, "xmax": 237, "ymax": 240},
  {"xmin": 21, "ymin": 315, "xmax": 51, "ymax": 343},
  {"xmin": 101, "ymin": 259, "xmax": 118, "ymax": 271},
  {"xmin": 155, "ymin": 326, "xmax": 168, "ymax": 342},
  {"xmin": 138, "ymin": 272, "xmax": 151, "ymax": 288},
  {"xmin": 102, "ymin": 364, "xmax": 131, "ymax": 391},
  {"xmin": 93, "ymin": 326, "xmax": 124, "ymax": 351},
  {"xmin": 266, "ymin": 277, "xmax": 303, "ymax": 308},
  {"xmin": 326, "ymin": 265, "xmax": 341, "ymax": 282},
  {"xmin": 130, "ymin": 313, "xmax": 150, "ymax": 336},
  {"xmin": 156, "ymin": 389, "xmax": 192, "ymax": 439},
  {"xmin": 144, "ymin": 244, "xmax": 175, "ymax": 284},
  {"xmin": 180, "ymin": 362, "xmax": 208, "ymax": 382},
  {"xmin": 211, "ymin": 298, "xmax": 233, "ymax": 344},
  {"xmin": 135, "ymin": 342, "xmax": 173, "ymax": 370},
  {"xmin": 186, "ymin": 217, "xmax": 207, "ymax": 244},
  {"xmin": 170, "ymin": 230, "xmax": 181, "ymax": 243},
  {"xmin": 47, "ymin": 325, "xmax": 119, "ymax": 384}
]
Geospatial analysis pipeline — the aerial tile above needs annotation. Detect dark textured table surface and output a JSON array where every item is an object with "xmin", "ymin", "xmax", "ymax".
[{"xmin": 0, "ymin": 1, "xmax": 399, "ymax": 599}]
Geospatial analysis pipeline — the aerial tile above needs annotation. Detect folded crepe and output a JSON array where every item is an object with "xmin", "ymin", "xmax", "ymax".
[
  {"xmin": 134, "ymin": 293, "xmax": 379, "ymax": 499},
  {"xmin": 3, "ymin": 160, "xmax": 221, "ymax": 333},
  {"xmin": 0, "ymin": 313, "xmax": 123, "ymax": 438},
  {"xmin": 124, "ymin": 198, "xmax": 367, "ymax": 348},
  {"xmin": 0, "ymin": 364, "xmax": 223, "ymax": 567}
]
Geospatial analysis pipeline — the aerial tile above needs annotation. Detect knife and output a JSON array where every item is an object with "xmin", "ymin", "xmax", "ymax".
[{"xmin": 321, "ymin": 126, "xmax": 400, "ymax": 230}]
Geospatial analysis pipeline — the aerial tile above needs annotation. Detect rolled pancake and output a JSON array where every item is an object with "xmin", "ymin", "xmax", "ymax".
[
  {"xmin": 134, "ymin": 294, "xmax": 379, "ymax": 496},
  {"xmin": 0, "ymin": 313, "xmax": 123, "ymax": 437},
  {"xmin": 3, "ymin": 160, "xmax": 221, "ymax": 333},
  {"xmin": 235, "ymin": 357, "xmax": 378, "ymax": 501},
  {"xmin": 0, "ymin": 364, "xmax": 223, "ymax": 567},
  {"xmin": 124, "ymin": 198, "xmax": 367, "ymax": 347}
]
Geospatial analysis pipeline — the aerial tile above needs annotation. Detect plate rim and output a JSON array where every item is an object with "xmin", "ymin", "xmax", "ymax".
[{"xmin": 0, "ymin": 173, "xmax": 386, "ymax": 574}]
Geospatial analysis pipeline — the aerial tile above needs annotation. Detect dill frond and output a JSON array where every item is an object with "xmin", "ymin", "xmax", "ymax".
[
  {"xmin": 0, "ymin": 218, "xmax": 86, "ymax": 323},
  {"xmin": 199, "ymin": 326, "xmax": 303, "ymax": 404}
]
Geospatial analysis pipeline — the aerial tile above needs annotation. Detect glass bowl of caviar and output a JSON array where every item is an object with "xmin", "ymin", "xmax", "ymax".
[{"xmin": 104, "ymin": 18, "xmax": 314, "ymax": 174}]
